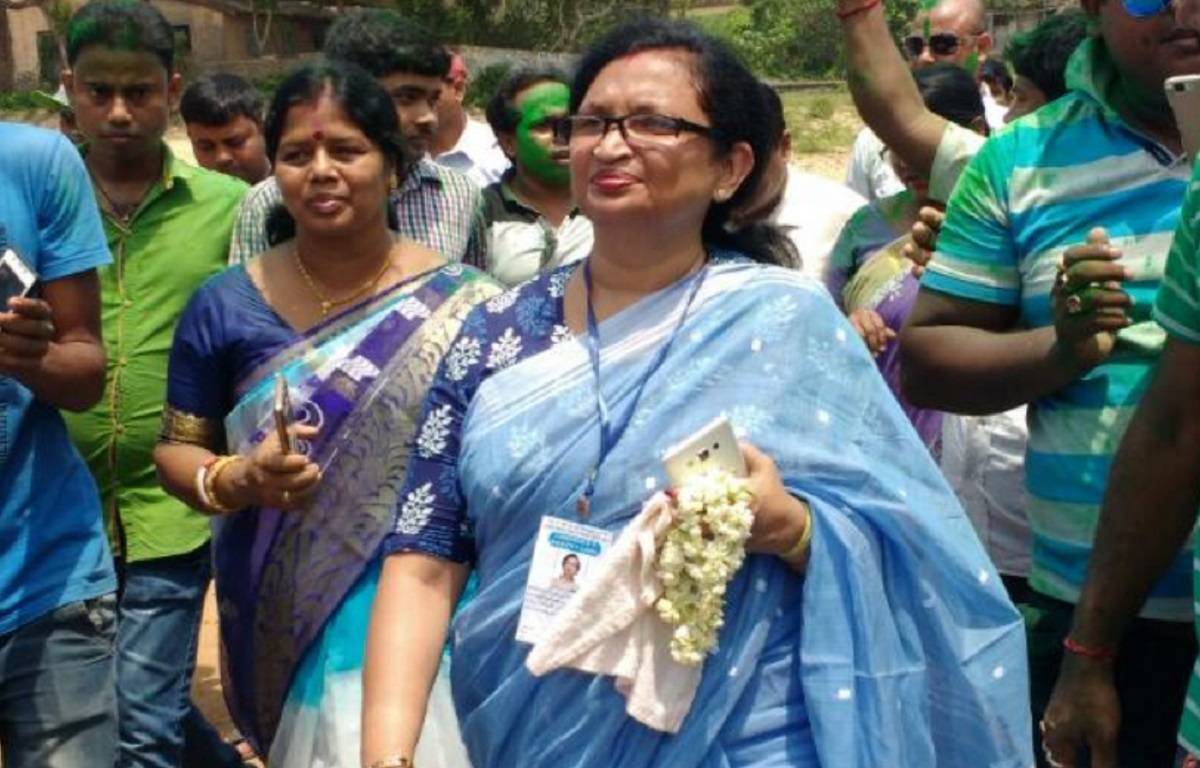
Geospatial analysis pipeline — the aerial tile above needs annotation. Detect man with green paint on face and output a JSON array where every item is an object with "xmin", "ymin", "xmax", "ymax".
[
  {"xmin": 480, "ymin": 66, "xmax": 593, "ymax": 286},
  {"xmin": 846, "ymin": 0, "xmax": 996, "ymax": 201}
]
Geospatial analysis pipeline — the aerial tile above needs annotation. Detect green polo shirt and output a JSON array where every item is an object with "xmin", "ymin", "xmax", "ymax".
[{"xmin": 64, "ymin": 147, "xmax": 246, "ymax": 562}]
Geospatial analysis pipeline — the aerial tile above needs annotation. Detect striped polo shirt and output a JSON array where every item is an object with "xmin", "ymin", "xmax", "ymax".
[
  {"xmin": 1153, "ymin": 163, "xmax": 1200, "ymax": 752},
  {"xmin": 925, "ymin": 37, "xmax": 1194, "ymax": 621}
]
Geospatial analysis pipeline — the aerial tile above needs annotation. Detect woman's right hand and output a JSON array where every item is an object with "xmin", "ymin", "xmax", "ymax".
[
  {"xmin": 848, "ymin": 308, "xmax": 895, "ymax": 356},
  {"xmin": 219, "ymin": 424, "xmax": 322, "ymax": 510}
]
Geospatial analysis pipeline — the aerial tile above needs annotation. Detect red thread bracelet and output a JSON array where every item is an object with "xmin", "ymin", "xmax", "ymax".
[
  {"xmin": 1062, "ymin": 636, "xmax": 1117, "ymax": 661},
  {"xmin": 837, "ymin": 0, "xmax": 882, "ymax": 20}
]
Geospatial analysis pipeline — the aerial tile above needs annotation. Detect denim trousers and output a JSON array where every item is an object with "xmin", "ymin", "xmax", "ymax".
[
  {"xmin": 0, "ymin": 593, "xmax": 118, "ymax": 767},
  {"xmin": 116, "ymin": 542, "xmax": 241, "ymax": 768}
]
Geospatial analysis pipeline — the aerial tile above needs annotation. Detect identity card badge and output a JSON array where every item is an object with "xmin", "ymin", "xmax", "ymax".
[{"xmin": 515, "ymin": 516, "xmax": 614, "ymax": 645}]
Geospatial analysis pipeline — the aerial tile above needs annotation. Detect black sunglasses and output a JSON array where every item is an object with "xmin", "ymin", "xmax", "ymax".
[{"xmin": 904, "ymin": 32, "xmax": 971, "ymax": 58}]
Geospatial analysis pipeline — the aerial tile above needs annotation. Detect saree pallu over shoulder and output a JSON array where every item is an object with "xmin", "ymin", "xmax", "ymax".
[
  {"xmin": 214, "ymin": 263, "xmax": 499, "ymax": 752},
  {"xmin": 416, "ymin": 261, "xmax": 1030, "ymax": 767}
]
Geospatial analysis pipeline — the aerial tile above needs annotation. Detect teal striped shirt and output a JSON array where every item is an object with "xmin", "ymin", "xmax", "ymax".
[
  {"xmin": 925, "ymin": 38, "xmax": 1194, "ymax": 620},
  {"xmin": 1152, "ymin": 161, "xmax": 1200, "ymax": 752}
]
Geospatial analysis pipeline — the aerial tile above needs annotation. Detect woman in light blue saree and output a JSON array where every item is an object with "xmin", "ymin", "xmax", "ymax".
[
  {"xmin": 361, "ymin": 20, "xmax": 1032, "ymax": 768},
  {"xmin": 155, "ymin": 62, "xmax": 494, "ymax": 766}
]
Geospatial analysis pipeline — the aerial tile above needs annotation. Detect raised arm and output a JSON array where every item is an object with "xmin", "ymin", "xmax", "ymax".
[
  {"xmin": 362, "ymin": 552, "xmax": 469, "ymax": 766},
  {"xmin": 838, "ymin": 0, "xmax": 947, "ymax": 176}
]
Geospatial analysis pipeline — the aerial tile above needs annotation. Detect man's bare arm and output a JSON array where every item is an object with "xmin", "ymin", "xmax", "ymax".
[{"xmin": 839, "ymin": 0, "xmax": 947, "ymax": 176}]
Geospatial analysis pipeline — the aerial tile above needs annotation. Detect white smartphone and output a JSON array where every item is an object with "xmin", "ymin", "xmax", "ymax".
[
  {"xmin": 661, "ymin": 416, "xmax": 747, "ymax": 487},
  {"xmin": 1166, "ymin": 74, "xmax": 1200, "ymax": 163},
  {"xmin": 0, "ymin": 248, "xmax": 37, "ymax": 307}
]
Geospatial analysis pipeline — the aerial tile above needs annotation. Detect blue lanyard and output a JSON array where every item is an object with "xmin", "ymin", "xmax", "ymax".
[{"xmin": 577, "ymin": 258, "xmax": 707, "ymax": 516}]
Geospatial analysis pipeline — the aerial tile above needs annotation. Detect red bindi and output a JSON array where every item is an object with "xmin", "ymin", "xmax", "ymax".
[{"xmin": 311, "ymin": 129, "xmax": 325, "ymax": 141}]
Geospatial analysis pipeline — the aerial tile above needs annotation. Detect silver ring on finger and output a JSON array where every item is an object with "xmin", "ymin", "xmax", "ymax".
[
  {"xmin": 282, "ymin": 489, "xmax": 292, "ymax": 505},
  {"xmin": 1065, "ymin": 294, "xmax": 1083, "ymax": 315}
]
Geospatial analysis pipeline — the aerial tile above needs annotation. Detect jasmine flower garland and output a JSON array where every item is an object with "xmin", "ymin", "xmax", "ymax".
[{"xmin": 654, "ymin": 468, "xmax": 755, "ymax": 666}]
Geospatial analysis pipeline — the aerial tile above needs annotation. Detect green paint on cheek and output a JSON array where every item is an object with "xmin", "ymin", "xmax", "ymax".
[
  {"xmin": 515, "ymin": 82, "xmax": 570, "ymax": 186},
  {"xmin": 964, "ymin": 51, "xmax": 979, "ymax": 75}
]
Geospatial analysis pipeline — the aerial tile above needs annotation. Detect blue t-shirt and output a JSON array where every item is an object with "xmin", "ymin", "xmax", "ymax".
[{"xmin": 0, "ymin": 123, "xmax": 115, "ymax": 634}]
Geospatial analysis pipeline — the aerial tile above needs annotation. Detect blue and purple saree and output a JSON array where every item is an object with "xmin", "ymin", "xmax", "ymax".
[
  {"xmin": 163, "ymin": 260, "xmax": 498, "ymax": 766},
  {"xmin": 384, "ymin": 257, "xmax": 1032, "ymax": 767}
]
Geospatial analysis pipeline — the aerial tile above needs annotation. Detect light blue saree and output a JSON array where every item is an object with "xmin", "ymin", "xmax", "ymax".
[{"xmin": 387, "ymin": 258, "xmax": 1032, "ymax": 766}]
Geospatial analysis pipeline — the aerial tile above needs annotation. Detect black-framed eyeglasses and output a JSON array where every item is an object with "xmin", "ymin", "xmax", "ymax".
[
  {"xmin": 554, "ymin": 113, "xmax": 715, "ymax": 146},
  {"xmin": 903, "ymin": 32, "xmax": 974, "ymax": 58}
]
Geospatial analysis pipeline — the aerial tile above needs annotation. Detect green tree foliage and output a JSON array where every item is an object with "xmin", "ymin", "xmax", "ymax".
[
  {"xmin": 696, "ymin": 0, "xmax": 919, "ymax": 78},
  {"xmin": 394, "ymin": 0, "xmax": 671, "ymax": 51}
]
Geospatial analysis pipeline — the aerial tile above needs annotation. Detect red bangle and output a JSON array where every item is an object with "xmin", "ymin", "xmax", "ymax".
[
  {"xmin": 837, "ymin": 0, "xmax": 882, "ymax": 20},
  {"xmin": 1062, "ymin": 636, "xmax": 1117, "ymax": 661}
]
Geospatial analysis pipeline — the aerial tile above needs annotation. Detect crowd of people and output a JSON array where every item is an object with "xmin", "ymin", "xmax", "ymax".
[{"xmin": 3, "ymin": 0, "xmax": 1200, "ymax": 765}]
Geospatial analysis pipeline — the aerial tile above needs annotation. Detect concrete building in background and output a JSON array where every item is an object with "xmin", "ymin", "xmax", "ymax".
[{"xmin": 0, "ymin": 0, "xmax": 333, "ymax": 90}]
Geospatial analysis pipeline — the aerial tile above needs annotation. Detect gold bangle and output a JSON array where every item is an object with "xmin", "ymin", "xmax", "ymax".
[
  {"xmin": 367, "ymin": 757, "xmax": 414, "ymax": 768},
  {"xmin": 203, "ymin": 455, "xmax": 243, "ymax": 515},
  {"xmin": 779, "ymin": 501, "xmax": 813, "ymax": 562}
]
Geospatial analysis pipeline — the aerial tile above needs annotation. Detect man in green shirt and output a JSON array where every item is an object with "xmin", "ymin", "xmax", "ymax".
[{"xmin": 60, "ymin": 2, "xmax": 246, "ymax": 765}]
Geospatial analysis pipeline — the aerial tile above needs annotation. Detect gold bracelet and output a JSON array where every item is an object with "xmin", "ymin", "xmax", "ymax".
[
  {"xmin": 203, "ymin": 455, "xmax": 243, "ymax": 515},
  {"xmin": 779, "ymin": 501, "xmax": 813, "ymax": 562},
  {"xmin": 367, "ymin": 757, "xmax": 414, "ymax": 768}
]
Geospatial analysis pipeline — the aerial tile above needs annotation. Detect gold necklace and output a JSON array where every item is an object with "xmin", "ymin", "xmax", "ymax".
[{"xmin": 293, "ymin": 246, "xmax": 393, "ymax": 316}]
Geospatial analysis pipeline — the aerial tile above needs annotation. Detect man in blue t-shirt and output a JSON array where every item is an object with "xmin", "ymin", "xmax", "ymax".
[{"xmin": 0, "ymin": 121, "xmax": 116, "ymax": 766}]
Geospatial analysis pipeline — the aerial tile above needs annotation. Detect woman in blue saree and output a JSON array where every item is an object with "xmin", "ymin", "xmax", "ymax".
[
  {"xmin": 361, "ymin": 20, "xmax": 1032, "ymax": 768},
  {"xmin": 154, "ymin": 62, "xmax": 494, "ymax": 766}
]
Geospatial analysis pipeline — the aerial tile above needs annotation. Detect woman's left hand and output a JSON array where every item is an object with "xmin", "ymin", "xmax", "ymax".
[{"xmin": 741, "ymin": 442, "xmax": 810, "ymax": 560}]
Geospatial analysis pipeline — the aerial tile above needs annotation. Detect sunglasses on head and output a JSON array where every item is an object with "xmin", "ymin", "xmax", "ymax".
[
  {"xmin": 904, "ymin": 32, "xmax": 968, "ymax": 58},
  {"xmin": 1119, "ymin": 0, "xmax": 1172, "ymax": 17}
]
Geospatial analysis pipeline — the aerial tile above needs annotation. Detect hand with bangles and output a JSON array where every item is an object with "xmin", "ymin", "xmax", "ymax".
[
  {"xmin": 212, "ymin": 423, "xmax": 322, "ymax": 511},
  {"xmin": 1051, "ymin": 227, "xmax": 1133, "ymax": 373}
]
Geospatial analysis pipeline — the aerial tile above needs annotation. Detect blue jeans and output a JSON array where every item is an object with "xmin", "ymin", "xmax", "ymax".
[
  {"xmin": 0, "ymin": 593, "xmax": 118, "ymax": 767},
  {"xmin": 116, "ymin": 543, "xmax": 241, "ymax": 768}
]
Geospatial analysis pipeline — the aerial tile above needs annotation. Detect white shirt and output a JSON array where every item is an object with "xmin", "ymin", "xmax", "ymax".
[
  {"xmin": 845, "ymin": 127, "xmax": 904, "ymax": 203},
  {"xmin": 434, "ymin": 118, "xmax": 510, "ymax": 188},
  {"xmin": 940, "ymin": 409, "xmax": 1032, "ymax": 578},
  {"xmin": 981, "ymin": 84, "xmax": 1008, "ymax": 132},
  {"xmin": 929, "ymin": 122, "xmax": 987, "ymax": 203},
  {"xmin": 770, "ymin": 166, "xmax": 866, "ymax": 282}
]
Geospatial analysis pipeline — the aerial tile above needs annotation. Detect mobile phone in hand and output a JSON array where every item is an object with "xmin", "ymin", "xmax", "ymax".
[
  {"xmin": 0, "ymin": 249, "xmax": 37, "ymax": 308},
  {"xmin": 661, "ymin": 416, "xmax": 747, "ymax": 487},
  {"xmin": 1166, "ymin": 74, "xmax": 1200, "ymax": 163},
  {"xmin": 273, "ymin": 374, "xmax": 293, "ymax": 455}
]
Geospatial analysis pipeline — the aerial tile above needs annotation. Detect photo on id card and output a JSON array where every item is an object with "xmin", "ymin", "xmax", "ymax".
[{"xmin": 515, "ymin": 516, "xmax": 614, "ymax": 645}]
